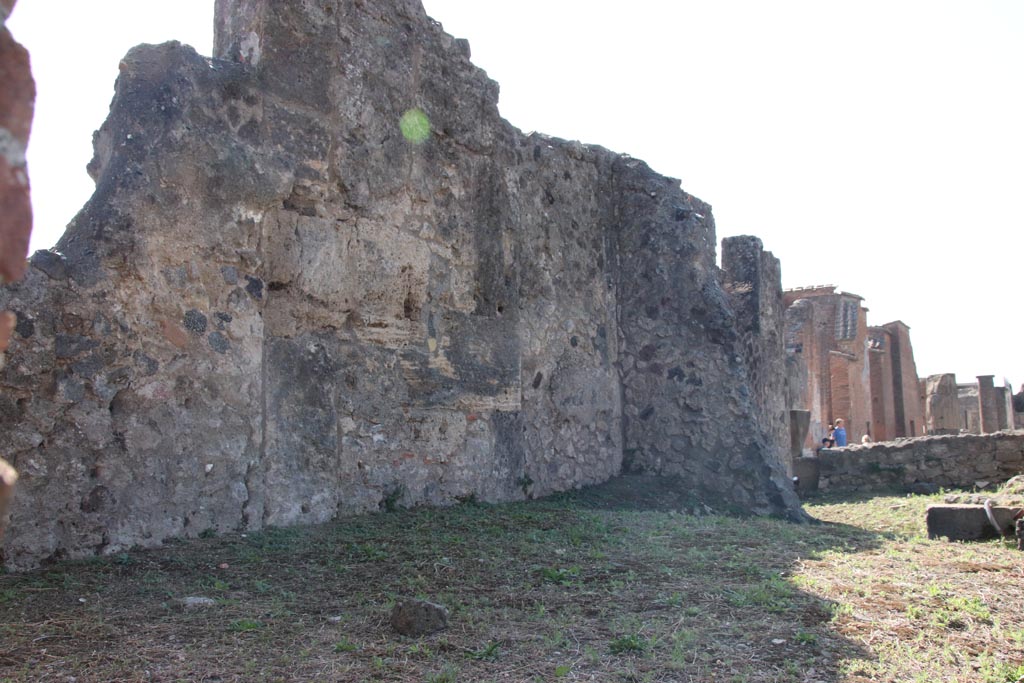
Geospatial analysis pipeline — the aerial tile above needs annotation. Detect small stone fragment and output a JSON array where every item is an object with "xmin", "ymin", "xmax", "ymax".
[
  {"xmin": 390, "ymin": 598, "xmax": 449, "ymax": 636},
  {"xmin": 30, "ymin": 250, "xmax": 68, "ymax": 280},
  {"xmin": 183, "ymin": 309, "xmax": 208, "ymax": 335},
  {"xmin": 174, "ymin": 596, "xmax": 217, "ymax": 611},
  {"xmin": 208, "ymin": 330, "xmax": 230, "ymax": 354}
]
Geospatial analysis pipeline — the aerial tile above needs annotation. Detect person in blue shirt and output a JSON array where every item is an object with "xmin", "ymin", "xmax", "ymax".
[{"xmin": 833, "ymin": 418, "xmax": 847, "ymax": 447}]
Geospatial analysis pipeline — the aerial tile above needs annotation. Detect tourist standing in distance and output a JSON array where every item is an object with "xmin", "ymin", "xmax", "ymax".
[{"xmin": 833, "ymin": 419, "xmax": 848, "ymax": 447}]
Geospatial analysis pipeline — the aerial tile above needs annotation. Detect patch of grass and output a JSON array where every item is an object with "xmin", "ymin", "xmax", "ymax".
[
  {"xmin": 465, "ymin": 640, "xmax": 500, "ymax": 661},
  {"xmin": 725, "ymin": 573, "xmax": 794, "ymax": 612},
  {"xmin": 984, "ymin": 661, "xmax": 1024, "ymax": 683},
  {"xmin": 333, "ymin": 638, "xmax": 358, "ymax": 653},
  {"xmin": 539, "ymin": 565, "xmax": 580, "ymax": 585},
  {"xmin": 228, "ymin": 618, "xmax": 263, "ymax": 632},
  {"xmin": 608, "ymin": 633, "xmax": 650, "ymax": 655},
  {"xmin": 426, "ymin": 665, "xmax": 458, "ymax": 683},
  {"xmin": 794, "ymin": 630, "xmax": 817, "ymax": 645}
]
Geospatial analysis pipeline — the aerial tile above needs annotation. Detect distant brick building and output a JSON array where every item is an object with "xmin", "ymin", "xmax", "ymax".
[
  {"xmin": 784, "ymin": 286, "xmax": 925, "ymax": 448},
  {"xmin": 786, "ymin": 286, "xmax": 1017, "ymax": 447},
  {"xmin": 784, "ymin": 286, "xmax": 871, "ymax": 446}
]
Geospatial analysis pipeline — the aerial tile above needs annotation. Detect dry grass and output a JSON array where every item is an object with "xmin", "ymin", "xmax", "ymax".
[{"xmin": 1, "ymin": 480, "xmax": 1022, "ymax": 682}]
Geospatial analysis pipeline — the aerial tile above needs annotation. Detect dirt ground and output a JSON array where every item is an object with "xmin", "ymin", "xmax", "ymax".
[{"xmin": 1, "ymin": 477, "xmax": 1022, "ymax": 682}]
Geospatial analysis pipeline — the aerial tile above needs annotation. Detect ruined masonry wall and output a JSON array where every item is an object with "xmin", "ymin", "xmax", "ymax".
[
  {"xmin": 818, "ymin": 431, "xmax": 1024, "ymax": 492},
  {"xmin": 0, "ymin": 0, "xmax": 801, "ymax": 568},
  {"xmin": 722, "ymin": 236, "xmax": 789, "ymax": 468}
]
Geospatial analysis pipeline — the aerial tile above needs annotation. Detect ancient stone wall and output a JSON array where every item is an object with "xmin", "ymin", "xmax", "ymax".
[
  {"xmin": 818, "ymin": 431, "xmax": 1024, "ymax": 492},
  {"xmin": 0, "ymin": 0, "xmax": 802, "ymax": 568}
]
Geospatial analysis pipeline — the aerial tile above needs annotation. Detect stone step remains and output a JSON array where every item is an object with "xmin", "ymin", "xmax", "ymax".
[{"xmin": 926, "ymin": 503, "xmax": 1022, "ymax": 542}]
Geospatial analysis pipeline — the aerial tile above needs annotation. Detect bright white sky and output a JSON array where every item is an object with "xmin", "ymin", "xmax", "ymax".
[{"xmin": 9, "ymin": 1, "xmax": 1024, "ymax": 388}]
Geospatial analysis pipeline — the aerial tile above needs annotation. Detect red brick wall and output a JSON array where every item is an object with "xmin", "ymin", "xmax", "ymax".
[
  {"xmin": 890, "ymin": 323, "xmax": 924, "ymax": 436},
  {"xmin": 785, "ymin": 287, "xmax": 873, "ymax": 445},
  {"xmin": 869, "ymin": 341, "xmax": 894, "ymax": 441}
]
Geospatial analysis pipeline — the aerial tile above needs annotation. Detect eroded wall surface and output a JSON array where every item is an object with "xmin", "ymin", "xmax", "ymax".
[
  {"xmin": 722, "ymin": 236, "xmax": 789, "ymax": 470},
  {"xmin": 0, "ymin": 0, "xmax": 801, "ymax": 568}
]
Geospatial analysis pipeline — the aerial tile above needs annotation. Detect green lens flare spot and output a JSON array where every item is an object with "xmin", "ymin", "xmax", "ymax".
[{"xmin": 399, "ymin": 108, "xmax": 431, "ymax": 144}]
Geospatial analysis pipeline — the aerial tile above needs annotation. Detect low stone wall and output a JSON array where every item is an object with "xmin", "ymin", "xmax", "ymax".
[{"xmin": 818, "ymin": 431, "xmax": 1024, "ymax": 492}]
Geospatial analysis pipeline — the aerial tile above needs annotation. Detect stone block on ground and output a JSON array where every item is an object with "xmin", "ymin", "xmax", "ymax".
[
  {"xmin": 926, "ymin": 504, "xmax": 1021, "ymax": 541},
  {"xmin": 173, "ymin": 596, "xmax": 217, "ymax": 611},
  {"xmin": 390, "ymin": 598, "xmax": 448, "ymax": 637},
  {"xmin": 792, "ymin": 457, "xmax": 819, "ymax": 495},
  {"xmin": 789, "ymin": 410, "xmax": 811, "ymax": 462}
]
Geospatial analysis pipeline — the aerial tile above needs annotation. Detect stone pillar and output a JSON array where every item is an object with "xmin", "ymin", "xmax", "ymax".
[
  {"xmin": 977, "ymin": 375, "xmax": 998, "ymax": 434},
  {"xmin": 995, "ymin": 387, "xmax": 1011, "ymax": 430},
  {"xmin": 722, "ymin": 236, "xmax": 789, "ymax": 464},
  {"xmin": 925, "ymin": 373, "xmax": 960, "ymax": 435},
  {"xmin": 789, "ymin": 409, "xmax": 810, "ymax": 463}
]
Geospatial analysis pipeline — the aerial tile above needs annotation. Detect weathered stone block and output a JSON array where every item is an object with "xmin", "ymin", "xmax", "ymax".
[
  {"xmin": 792, "ymin": 456, "xmax": 819, "ymax": 494},
  {"xmin": 926, "ymin": 504, "xmax": 1021, "ymax": 541},
  {"xmin": 390, "ymin": 598, "xmax": 449, "ymax": 637}
]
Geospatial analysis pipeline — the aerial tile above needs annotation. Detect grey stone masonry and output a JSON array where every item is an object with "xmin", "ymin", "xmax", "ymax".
[
  {"xmin": 818, "ymin": 431, "xmax": 1024, "ymax": 492},
  {"xmin": 0, "ymin": 0, "xmax": 803, "ymax": 568}
]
